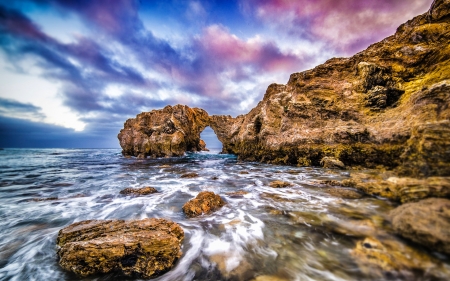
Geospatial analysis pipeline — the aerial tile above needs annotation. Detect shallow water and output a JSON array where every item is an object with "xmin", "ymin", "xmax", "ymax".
[{"xmin": 0, "ymin": 149, "xmax": 448, "ymax": 281}]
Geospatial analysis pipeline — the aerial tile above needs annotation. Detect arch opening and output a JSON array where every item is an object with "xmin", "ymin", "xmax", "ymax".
[{"xmin": 200, "ymin": 126, "xmax": 222, "ymax": 153}]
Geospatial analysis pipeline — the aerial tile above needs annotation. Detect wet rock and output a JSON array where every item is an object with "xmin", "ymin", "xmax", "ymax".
[
  {"xmin": 119, "ymin": 187, "xmax": 158, "ymax": 196},
  {"xmin": 209, "ymin": 254, "xmax": 253, "ymax": 280},
  {"xmin": 327, "ymin": 219, "xmax": 379, "ymax": 237},
  {"xmin": 351, "ymin": 237, "xmax": 448, "ymax": 280},
  {"xmin": 269, "ymin": 181, "xmax": 292, "ymax": 188},
  {"xmin": 225, "ymin": 190, "xmax": 249, "ymax": 198},
  {"xmin": 182, "ymin": 191, "xmax": 225, "ymax": 218},
  {"xmin": 321, "ymin": 174, "xmax": 450, "ymax": 203},
  {"xmin": 323, "ymin": 187, "xmax": 364, "ymax": 199},
  {"xmin": 180, "ymin": 172, "xmax": 199, "ymax": 178},
  {"xmin": 389, "ymin": 198, "xmax": 450, "ymax": 255},
  {"xmin": 320, "ymin": 157, "xmax": 345, "ymax": 169},
  {"xmin": 56, "ymin": 218, "xmax": 184, "ymax": 278},
  {"xmin": 239, "ymin": 171, "xmax": 249, "ymax": 174}
]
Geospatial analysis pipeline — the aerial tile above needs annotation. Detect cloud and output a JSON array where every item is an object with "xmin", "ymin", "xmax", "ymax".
[
  {"xmin": 0, "ymin": 115, "xmax": 119, "ymax": 148},
  {"xmin": 242, "ymin": 0, "xmax": 431, "ymax": 54},
  {"xmin": 0, "ymin": 97, "xmax": 45, "ymax": 120}
]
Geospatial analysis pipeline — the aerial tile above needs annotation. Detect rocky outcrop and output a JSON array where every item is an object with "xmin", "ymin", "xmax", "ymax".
[
  {"xmin": 210, "ymin": 0, "xmax": 450, "ymax": 177},
  {"xmin": 118, "ymin": 105, "xmax": 209, "ymax": 157},
  {"xmin": 182, "ymin": 191, "xmax": 225, "ymax": 218},
  {"xmin": 389, "ymin": 198, "xmax": 450, "ymax": 254},
  {"xmin": 56, "ymin": 218, "xmax": 184, "ymax": 278}
]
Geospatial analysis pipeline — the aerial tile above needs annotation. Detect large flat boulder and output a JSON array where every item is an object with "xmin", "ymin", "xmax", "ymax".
[{"xmin": 56, "ymin": 218, "xmax": 184, "ymax": 278}]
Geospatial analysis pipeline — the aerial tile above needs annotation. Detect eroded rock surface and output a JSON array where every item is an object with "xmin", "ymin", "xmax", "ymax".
[
  {"xmin": 56, "ymin": 218, "xmax": 184, "ymax": 278},
  {"xmin": 118, "ymin": 105, "xmax": 209, "ymax": 157},
  {"xmin": 389, "ymin": 198, "xmax": 450, "ymax": 254},
  {"xmin": 182, "ymin": 191, "xmax": 225, "ymax": 218}
]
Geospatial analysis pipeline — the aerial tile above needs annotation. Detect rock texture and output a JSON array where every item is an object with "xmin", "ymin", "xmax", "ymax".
[
  {"xmin": 182, "ymin": 191, "xmax": 225, "ymax": 218},
  {"xmin": 389, "ymin": 198, "xmax": 450, "ymax": 254},
  {"xmin": 118, "ymin": 105, "xmax": 209, "ymax": 157},
  {"xmin": 56, "ymin": 218, "xmax": 184, "ymax": 278}
]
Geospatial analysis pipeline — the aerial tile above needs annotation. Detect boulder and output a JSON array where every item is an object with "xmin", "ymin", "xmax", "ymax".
[
  {"xmin": 56, "ymin": 218, "xmax": 184, "ymax": 278},
  {"xmin": 182, "ymin": 191, "xmax": 225, "ymax": 218},
  {"xmin": 119, "ymin": 187, "xmax": 158, "ymax": 196},
  {"xmin": 389, "ymin": 198, "xmax": 450, "ymax": 254},
  {"xmin": 320, "ymin": 157, "xmax": 345, "ymax": 169}
]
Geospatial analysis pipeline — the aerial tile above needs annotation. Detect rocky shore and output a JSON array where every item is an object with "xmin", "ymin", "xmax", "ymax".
[{"xmin": 107, "ymin": 0, "xmax": 450, "ymax": 278}]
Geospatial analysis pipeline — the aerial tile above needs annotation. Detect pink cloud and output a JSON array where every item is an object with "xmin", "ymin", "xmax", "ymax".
[
  {"xmin": 243, "ymin": 0, "xmax": 431, "ymax": 54},
  {"xmin": 196, "ymin": 24, "xmax": 303, "ymax": 73}
]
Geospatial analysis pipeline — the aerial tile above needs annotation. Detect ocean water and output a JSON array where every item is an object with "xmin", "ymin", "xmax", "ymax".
[{"xmin": 0, "ymin": 148, "xmax": 449, "ymax": 281}]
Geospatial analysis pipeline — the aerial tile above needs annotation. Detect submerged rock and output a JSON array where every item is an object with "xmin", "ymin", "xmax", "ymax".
[
  {"xmin": 180, "ymin": 172, "xmax": 199, "ymax": 178},
  {"xmin": 322, "ymin": 187, "xmax": 363, "ymax": 199},
  {"xmin": 119, "ymin": 187, "xmax": 158, "ymax": 196},
  {"xmin": 56, "ymin": 218, "xmax": 184, "ymax": 278},
  {"xmin": 321, "ymin": 174, "xmax": 450, "ymax": 202},
  {"xmin": 389, "ymin": 198, "xmax": 450, "ymax": 255},
  {"xmin": 182, "ymin": 191, "xmax": 225, "ymax": 218},
  {"xmin": 269, "ymin": 180, "xmax": 292, "ymax": 188},
  {"xmin": 351, "ymin": 237, "xmax": 448, "ymax": 280}
]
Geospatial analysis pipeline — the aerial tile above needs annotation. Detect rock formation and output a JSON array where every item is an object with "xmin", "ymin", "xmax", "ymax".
[
  {"xmin": 118, "ymin": 0, "xmax": 450, "ymax": 178},
  {"xmin": 210, "ymin": 0, "xmax": 450, "ymax": 177},
  {"xmin": 182, "ymin": 191, "xmax": 225, "ymax": 218},
  {"xmin": 56, "ymin": 218, "xmax": 184, "ymax": 278},
  {"xmin": 118, "ymin": 105, "xmax": 209, "ymax": 158}
]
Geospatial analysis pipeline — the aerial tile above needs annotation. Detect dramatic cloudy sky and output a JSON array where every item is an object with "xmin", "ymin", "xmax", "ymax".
[{"xmin": 0, "ymin": 0, "xmax": 431, "ymax": 148}]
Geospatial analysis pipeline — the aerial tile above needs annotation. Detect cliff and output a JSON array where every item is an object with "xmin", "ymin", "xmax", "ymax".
[
  {"xmin": 213, "ymin": 0, "xmax": 450, "ymax": 177},
  {"xmin": 118, "ymin": 0, "xmax": 450, "ymax": 177}
]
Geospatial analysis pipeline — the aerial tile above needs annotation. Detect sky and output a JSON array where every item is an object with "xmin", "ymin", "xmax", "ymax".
[{"xmin": 0, "ymin": 0, "xmax": 431, "ymax": 149}]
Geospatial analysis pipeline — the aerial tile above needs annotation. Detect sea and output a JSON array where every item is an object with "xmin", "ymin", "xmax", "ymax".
[{"xmin": 0, "ymin": 148, "xmax": 449, "ymax": 281}]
